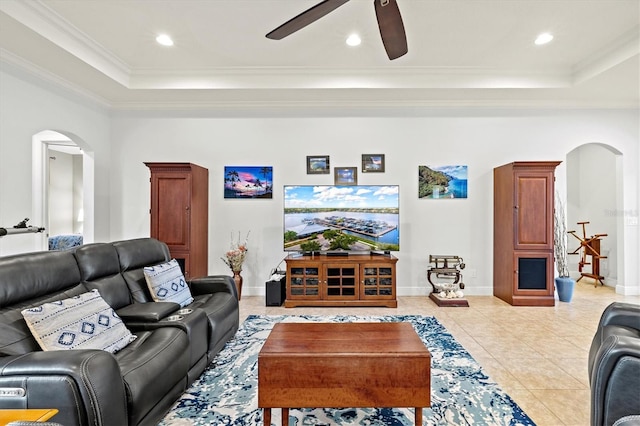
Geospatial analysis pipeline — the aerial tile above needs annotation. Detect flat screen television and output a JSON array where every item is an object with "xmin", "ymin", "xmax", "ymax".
[{"xmin": 283, "ymin": 185, "xmax": 399, "ymax": 253}]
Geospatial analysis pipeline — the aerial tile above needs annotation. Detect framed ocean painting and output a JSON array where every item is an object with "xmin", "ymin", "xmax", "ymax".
[
  {"xmin": 362, "ymin": 154, "xmax": 385, "ymax": 173},
  {"xmin": 334, "ymin": 167, "xmax": 358, "ymax": 185},
  {"xmin": 306, "ymin": 155, "xmax": 330, "ymax": 174},
  {"xmin": 418, "ymin": 165, "xmax": 468, "ymax": 199},
  {"xmin": 224, "ymin": 166, "xmax": 273, "ymax": 199}
]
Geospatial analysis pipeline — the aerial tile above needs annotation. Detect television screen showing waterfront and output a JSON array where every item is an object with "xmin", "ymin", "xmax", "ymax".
[{"xmin": 283, "ymin": 185, "xmax": 399, "ymax": 252}]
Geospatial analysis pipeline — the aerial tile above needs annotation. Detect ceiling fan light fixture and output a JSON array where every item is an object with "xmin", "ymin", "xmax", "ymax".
[
  {"xmin": 346, "ymin": 33, "xmax": 362, "ymax": 47},
  {"xmin": 534, "ymin": 32, "xmax": 554, "ymax": 46},
  {"xmin": 156, "ymin": 34, "xmax": 174, "ymax": 46}
]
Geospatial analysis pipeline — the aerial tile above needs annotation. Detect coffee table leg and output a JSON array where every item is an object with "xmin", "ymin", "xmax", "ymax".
[
  {"xmin": 264, "ymin": 408, "xmax": 271, "ymax": 426},
  {"xmin": 415, "ymin": 407, "xmax": 422, "ymax": 425},
  {"xmin": 282, "ymin": 408, "xmax": 289, "ymax": 425}
]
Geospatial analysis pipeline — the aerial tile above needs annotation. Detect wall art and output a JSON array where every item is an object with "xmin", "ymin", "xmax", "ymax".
[
  {"xmin": 306, "ymin": 155, "xmax": 330, "ymax": 174},
  {"xmin": 418, "ymin": 165, "xmax": 468, "ymax": 199},
  {"xmin": 334, "ymin": 167, "xmax": 358, "ymax": 185},
  {"xmin": 362, "ymin": 154, "xmax": 385, "ymax": 173},
  {"xmin": 224, "ymin": 166, "xmax": 273, "ymax": 199}
]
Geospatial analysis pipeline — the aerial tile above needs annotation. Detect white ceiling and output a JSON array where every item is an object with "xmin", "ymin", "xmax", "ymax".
[{"xmin": 0, "ymin": 0, "xmax": 638, "ymax": 111}]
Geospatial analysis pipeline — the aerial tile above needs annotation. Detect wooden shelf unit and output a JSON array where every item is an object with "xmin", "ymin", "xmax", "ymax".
[
  {"xmin": 493, "ymin": 161, "xmax": 560, "ymax": 306},
  {"xmin": 284, "ymin": 254, "xmax": 398, "ymax": 308},
  {"xmin": 145, "ymin": 162, "xmax": 209, "ymax": 279}
]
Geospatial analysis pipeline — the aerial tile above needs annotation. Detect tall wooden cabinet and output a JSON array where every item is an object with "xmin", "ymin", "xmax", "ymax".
[
  {"xmin": 493, "ymin": 161, "xmax": 561, "ymax": 306},
  {"xmin": 145, "ymin": 162, "xmax": 209, "ymax": 279}
]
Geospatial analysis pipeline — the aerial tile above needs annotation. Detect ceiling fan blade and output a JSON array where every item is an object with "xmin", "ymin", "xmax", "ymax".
[
  {"xmin": 374, "ymin": 0, "xmax": 408, "ymax": 60},
  {"xmin": 266, "ymin": 0, "xmax": 351, "ymax": 40}
]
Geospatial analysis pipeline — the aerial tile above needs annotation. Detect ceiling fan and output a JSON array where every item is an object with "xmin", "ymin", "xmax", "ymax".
[{"xmin": 266, "ymin": 0, "xmax": 408, "ymax": 60}]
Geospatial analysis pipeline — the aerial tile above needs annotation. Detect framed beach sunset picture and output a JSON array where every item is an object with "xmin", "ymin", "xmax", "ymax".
[
  {"xmin": 418, "ymin": 165, "xmax": 468, "ymax": 199},
  {"xmin": 224, "ymin": 166, "xmax": 273, "ymax": 199}
]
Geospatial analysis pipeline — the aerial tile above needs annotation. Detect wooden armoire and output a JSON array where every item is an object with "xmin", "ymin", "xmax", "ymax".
[
  {"xmin": 493, "ymin": 161, "xmax": 561, "ymax": 306},
  {"xmin": 145, "ymin": 162, "xmax": 209, "ymax": 279}
]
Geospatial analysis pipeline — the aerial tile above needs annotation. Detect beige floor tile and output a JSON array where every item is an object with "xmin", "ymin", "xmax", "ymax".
[
  {"xmin": 497, "ymin": 357, "xmax": 585, "ymax": 390},
  {"xmin": 507, "ymin": 388, "xmax": 564, "ymax": 426},
  {"xmin": 531, "ymin": 389, "xmax": 591, "ymax": 426},
  {"xmin": 238, "ymin": 283, "xmax": 639, "ymax": 425}
]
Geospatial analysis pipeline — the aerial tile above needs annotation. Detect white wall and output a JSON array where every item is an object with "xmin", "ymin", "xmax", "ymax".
[
  {"xmin": 110, "ymin": 111, "xmax": 640, "ymax": 297},
  {"xmin": 0, "ymin": 67, "xmax": 110, "ymax": 255},
  {"xmin": 1, "ymin": 65, "xmax": 637, "ymax": 296}
]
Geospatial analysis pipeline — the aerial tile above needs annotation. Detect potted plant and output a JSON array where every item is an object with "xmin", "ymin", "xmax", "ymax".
[{"xmin": 554, "ymin": 191, "xmax": 575, "ymax": 302}]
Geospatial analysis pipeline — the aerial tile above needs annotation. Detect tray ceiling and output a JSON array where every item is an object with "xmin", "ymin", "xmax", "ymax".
[{"xmin": 0, "ymin": 0, "xmax": 638, "ymax": 111}]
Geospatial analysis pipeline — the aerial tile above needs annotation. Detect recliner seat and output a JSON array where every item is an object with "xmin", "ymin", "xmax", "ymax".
[
  {"xmin": 589, "ymin": 302, "xmax": 640, "ymax": 426},
  {"xmin": 0, "ymin": 238, "xmax": 239, "ymax": 426}
]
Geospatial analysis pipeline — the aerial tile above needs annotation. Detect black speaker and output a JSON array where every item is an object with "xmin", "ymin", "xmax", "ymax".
[{"xmin": 266, "ymin": 276, "xmax": 286, "ymax": 306}]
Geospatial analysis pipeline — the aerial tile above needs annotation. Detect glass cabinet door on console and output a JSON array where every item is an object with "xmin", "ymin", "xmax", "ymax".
[
  {"xmin": 360, "ymin": 264, "xmax": 395, "ymax": 299},
  {"xmin": 325, "ymin": 264, "xmax": 358, "ymax": 300},
  {"xmin": 287, "ymin": 264, "xmax": 320, "ymax": 299}
]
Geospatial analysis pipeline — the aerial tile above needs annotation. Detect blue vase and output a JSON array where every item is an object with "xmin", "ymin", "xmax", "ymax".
[{"xmin": 555, "ymin": 277, "xmax": 575, "ymax": 302}]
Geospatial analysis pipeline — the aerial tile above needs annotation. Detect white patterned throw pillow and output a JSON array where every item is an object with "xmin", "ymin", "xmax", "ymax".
[
  {"xmin": 143, "ymin": 259, "xmax": 194, "ymax": 307},
  {"xmin": 21, "ymin": 289, "xmax": 136, "ymax": 353}
]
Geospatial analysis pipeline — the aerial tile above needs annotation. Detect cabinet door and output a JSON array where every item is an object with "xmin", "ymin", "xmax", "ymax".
[
  {"xmin": 324, "ymin": 263, "xmax": 358, "ymax": 300},
  {"xmin": 287, "ymin": 263, "xmax": 320, "ymax": 299},
  {"xmin": 360, "ymin": 263, "xmax": 395, "ymax": 299},
  {"xmin": 513, "ymin": 251, "xmax": 554, "ymax": 297},
  {"xmin": 151, "ymin": 172, "xmax": 191, "ymax": 251},
  {"xmin": 170, "ymin": 252, "xmax": 191, "ymax": 279},
  {"xmin": 514, "ymin": 170, "xmax": 554, "ymax": 251}
]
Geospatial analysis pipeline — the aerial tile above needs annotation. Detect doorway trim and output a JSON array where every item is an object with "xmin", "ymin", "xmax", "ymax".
[
  {"xmin": 565, "ymin": 142, "xmax": 624, "ymax": 293},
  {"xmin": 32, "ymin": 130, "xmax": 94, "ymax": 250}
]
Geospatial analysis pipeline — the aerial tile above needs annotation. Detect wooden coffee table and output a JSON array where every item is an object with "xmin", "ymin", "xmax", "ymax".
[{"xmin": 258, "ymin": 322, "xmax": 431, "ymax": 425}]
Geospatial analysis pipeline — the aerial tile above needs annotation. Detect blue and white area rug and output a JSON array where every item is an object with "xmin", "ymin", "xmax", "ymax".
[{"xmin": 160, "ymin": 315, "xmax": 535, "ymax": 425}]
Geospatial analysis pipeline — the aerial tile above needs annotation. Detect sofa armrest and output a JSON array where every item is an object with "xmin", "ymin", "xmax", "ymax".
[
  {"xmin": 117, "ymin": 301, "xmax": 180, "ymax": 322},
  {"xmin": 598, "ymin": 302, "xmax": 640, "ymax": 330},
  {"xmin": 591, "ymin": 335, "xmax": 640, "ymax": 426},
  {"xmin": 0, "ymin": 350, "xmax": 127, "ymax": 426},
  {"xmin": 189, "ymin": 275, "xmax": 238, "ymax": 299}
]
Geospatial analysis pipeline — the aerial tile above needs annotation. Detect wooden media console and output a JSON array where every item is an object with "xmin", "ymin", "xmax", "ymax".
[{"xmin": 284, "ymin": 253, "xmax": 397, "ymax": 307}]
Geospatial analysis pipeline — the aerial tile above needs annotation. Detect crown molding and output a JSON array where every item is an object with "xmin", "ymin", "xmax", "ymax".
[
  {"xmin": 108, "ymin": 94, "xmax": 639, "ymax": 115},
  {"xmin": 127, "ymin": 66, "xmax": 572, "ymax": 90},
  {"xmin": 573, "ymin": 26, "xmax": 640, "ymax": 85},
  {"xmin": 0, "ymin": 0, "xmax": 130, "ymax": 86},
  {"xmin": 0, "ymin": 48, "xmax": 111, "ymax": 108}
]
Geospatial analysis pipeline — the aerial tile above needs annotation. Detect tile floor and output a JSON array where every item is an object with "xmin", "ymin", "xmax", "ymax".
[{"xmin": 238, "ymin": 281, "xmax": 640, "ymax": 426}]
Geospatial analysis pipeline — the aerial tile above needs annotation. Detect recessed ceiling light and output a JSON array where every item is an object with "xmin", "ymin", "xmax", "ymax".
[
  {"xmin": 156, "ymin": 34, "xmax": 174, "ymax": 46},
  {"xmin": 346, "ymin": 33, "xmax": 362, "ymax": 47},
  {"xmin": 534, "ymin": 32, "xmax": 554, "ymax": 46}
]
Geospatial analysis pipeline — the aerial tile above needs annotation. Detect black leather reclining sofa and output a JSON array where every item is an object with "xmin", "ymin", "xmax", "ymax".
[
  {"xmin": 0, "ymin": 238, "xmax": 239, "ymax": 426},
  {"xmin": 589, "ymin": 302, "xmax": 640, "ymax": 426}
]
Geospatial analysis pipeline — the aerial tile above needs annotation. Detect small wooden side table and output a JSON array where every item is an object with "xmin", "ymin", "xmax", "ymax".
[{"xmin": 0, "ymin": 409, "xmax": 59, "ymax": 423}]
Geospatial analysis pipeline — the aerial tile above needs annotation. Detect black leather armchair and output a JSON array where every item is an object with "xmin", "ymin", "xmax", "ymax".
[{"xmin": 589, "ymin": 302, "xmax": 640, "ymax": 426}]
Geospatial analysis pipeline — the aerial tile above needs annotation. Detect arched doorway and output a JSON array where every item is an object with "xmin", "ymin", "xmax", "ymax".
[
  {"xmin": 32, "ymin": 130, "xmax": 94, "ymax": 250},
  {"xmin": 566, "ymin": 143, "xmax": 623, "ymax": 290}
]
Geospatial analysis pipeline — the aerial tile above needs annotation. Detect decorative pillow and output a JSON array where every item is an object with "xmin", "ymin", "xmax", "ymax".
[
  {"xmin": 21, "ymin": 289, "xmax": 136, "ymax": 353},
  {"xmin": 143, "ymin": 259, "xmax": 194, "ymax": 307}
]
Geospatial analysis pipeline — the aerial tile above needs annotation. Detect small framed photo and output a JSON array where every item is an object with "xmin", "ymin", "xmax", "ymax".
[
  {"xmin": 334, "ymin": 167, "xmax": 358, "ymax": 185},
  {"xmin": 362, "ymin": 154, "xmax": 385, "ymax": 173},
  {"xmin": 306, "ymin": 155, "xmax": 330, "ymax": 174}
]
